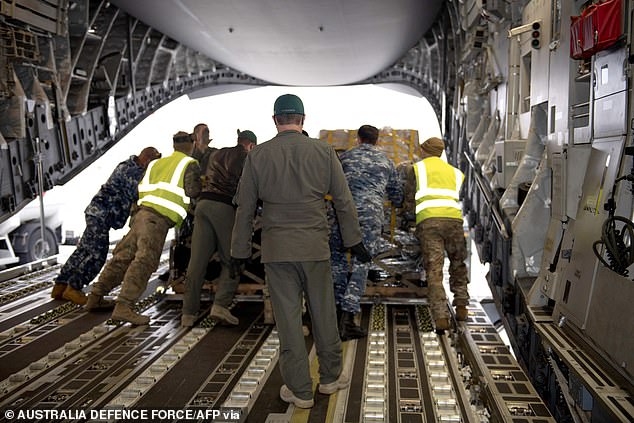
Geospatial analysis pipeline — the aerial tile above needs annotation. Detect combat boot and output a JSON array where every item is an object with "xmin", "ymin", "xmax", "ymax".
[
  {"xmin": 455, "ymin": 305, "xmax": 468, "ymax": 321},
  {"xmin": 339, "ymin": 311, "xmax": 366, "ymax": 341},
  {"xmin": 51, "ymin": 283, "xmax": 66, "ymax": 300},
  {"xmin": 435, "ymin": 318, "xmax": 450, "ymax": 334},
  {"xmin": 171, "ymin": 281, "xmax": 186, "ymax": 294},
  {"xmin": 210, "ymin": 304, "xmax": 239, "ymax": 325},
  {"xmin": 85, "ymin": 294, "xmax": 115, "ymax": 311},
  {"xmin": 62, "ymin": 285, "xmax": 87, "ymax": 305},
  {"xmin": 111, "ymin": 303, "xmax": 150, "ymax": 325}
]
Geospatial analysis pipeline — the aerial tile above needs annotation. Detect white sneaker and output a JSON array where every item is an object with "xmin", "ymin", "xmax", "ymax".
[
  {"xmin": 210, "ymin": 305, "xmax": 239, "ymax": 325},
  {"xmin": 319, "ymin": 371, "xmax": 350, "ymax": 394},
  {"xmin": 279, "ymin": 385, "xmax": 314, "ymax": 408}
]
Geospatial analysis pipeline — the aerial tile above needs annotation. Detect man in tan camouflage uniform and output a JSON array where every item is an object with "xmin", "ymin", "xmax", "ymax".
[
  {"xmin": 88, "ymin": 131, "xmax": 201, "ymax": 325},
  {"xmin": 404, "ymin": 137, "xmax": 469, "ymax": 332}
]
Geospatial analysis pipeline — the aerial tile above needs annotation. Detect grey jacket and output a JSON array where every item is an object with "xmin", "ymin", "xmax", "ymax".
[{"xmin": 232, "ymin": 130, "xmax": 361, "ymax": 262}]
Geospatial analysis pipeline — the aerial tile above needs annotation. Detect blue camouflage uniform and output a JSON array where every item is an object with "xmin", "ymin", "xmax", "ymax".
[
  {"xmin": 55, "ymin": 156, "xmax": 146, "ymax": 290},
  {"xmin": 330, "ymin": 144, "xmax": 403, "ymax": 313}
]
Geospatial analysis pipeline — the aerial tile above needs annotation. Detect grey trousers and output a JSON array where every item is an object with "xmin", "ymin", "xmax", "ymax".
[
  {"xmin": 182, "ymin": 200, "xmax": 239, "ymax": 316},
  {"xmin": 265, "ymin": 261, "xmax": 342, "ymax": 400}
]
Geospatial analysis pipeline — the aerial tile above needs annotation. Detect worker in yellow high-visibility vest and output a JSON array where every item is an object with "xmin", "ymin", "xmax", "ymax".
[
  {"xmin": 408, "ymin": 137, "xmax": 469, "ymax": 332},
  {"xmin": 87, "ymin": 131, "xmax": 201, "ymax": 325}
]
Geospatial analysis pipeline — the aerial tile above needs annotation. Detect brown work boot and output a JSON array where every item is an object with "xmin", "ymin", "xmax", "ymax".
[
  {"xmin": 62, "ymin": 285, "xmax": 87, "ymax": 305},
  {"xmin": 210, "ymin": 304, "xmax": 238, "ymax": 325},
  {"xmin": 51, "ymin": 283, "xmax": 66, "ymax": 300},
  {"xmin": 85, "ymin": 294, "xmax": 115, "ymax": 311},
  {"xmin": 435, "ymin": 318, "xmax": 450, "ymax": 332},
  {"xmin": 171, "ymin": 282, "xmax": 186, "ymax": 294},
  {"xmin": 111, "ymin": 303, "xmax": 150, "ymax": 325},
  {"xmin": 455, "ymin": 305, "xmax": 469, "ymax": 321}
]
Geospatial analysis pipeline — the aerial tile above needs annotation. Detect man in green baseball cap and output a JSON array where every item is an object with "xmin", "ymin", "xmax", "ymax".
[
  {"xmin": 273, "ymin": 93, "xmax": 305, "ymax": 116},
  {"xmin": 231, "ymin": 93, "xmax": 371, "ymax": 408},
  {"xmin": 237, "ymin": 129, "xmax": 257, "ymax": 144}
]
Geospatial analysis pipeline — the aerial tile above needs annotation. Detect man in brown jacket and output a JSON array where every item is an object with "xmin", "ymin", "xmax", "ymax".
[{"xmin": 181, "ymin": 129, "xmax": 257, "ymax": 327}]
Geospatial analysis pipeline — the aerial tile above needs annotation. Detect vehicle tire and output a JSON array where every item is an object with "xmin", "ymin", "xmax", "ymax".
[{"xmin": 11, "ymin": 223, "xmax": 59, "ymax": 264}]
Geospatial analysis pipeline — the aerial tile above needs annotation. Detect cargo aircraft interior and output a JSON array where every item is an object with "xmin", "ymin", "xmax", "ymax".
[{"xmin": 0, "ymin": 0, "xmax": 633, "ymax": 421}]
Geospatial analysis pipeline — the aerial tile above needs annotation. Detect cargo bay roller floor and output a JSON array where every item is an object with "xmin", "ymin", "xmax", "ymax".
[{"xmin": 0, "ymin": 258, "xmax": 556, "ymax": 422}]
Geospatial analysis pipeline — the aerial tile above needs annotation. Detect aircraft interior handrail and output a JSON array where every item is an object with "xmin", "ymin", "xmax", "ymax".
[{"xmin": 463, "ymin": 153, "xmax": 510, "ymax": 240}]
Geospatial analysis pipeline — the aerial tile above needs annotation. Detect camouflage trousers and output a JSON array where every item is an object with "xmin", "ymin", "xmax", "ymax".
[
  {"xmin": 330, "ymin": 216, "xmax": 382, "ymax": 314},
  {"xmin": 416, "ymin": 218, "xmax": 469, "ymax": 320},
  {"xmin": 56, "ymin": 215, "xmax": 109, "ymax": 290},
  {"xmin": 92, "ymin": 208, "xmax": 171, "ymax": 305}
]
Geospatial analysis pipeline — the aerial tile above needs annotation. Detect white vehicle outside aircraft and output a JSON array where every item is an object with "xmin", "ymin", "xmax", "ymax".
[{"xmin": 0, "ymin": 193, "xmax": 63, "ymax": 267}]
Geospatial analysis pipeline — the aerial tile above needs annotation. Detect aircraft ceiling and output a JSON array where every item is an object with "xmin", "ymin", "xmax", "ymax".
[{"xmin": 110, "ymin": 0, "xmax": 443, "ymax": 86}]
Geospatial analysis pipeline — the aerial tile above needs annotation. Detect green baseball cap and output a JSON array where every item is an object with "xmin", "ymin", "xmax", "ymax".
[
  {"xmin": 274, "ymin": 94, "xmax": 304, "ymax": 115},
  {"xmin": 237, "ymin": 129, "xmax": 257, "ymax": 144}
]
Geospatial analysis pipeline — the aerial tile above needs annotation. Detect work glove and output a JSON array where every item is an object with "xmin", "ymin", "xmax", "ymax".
[
  {"xmin": 349, "ymin": 242, "xmax": 372, "ymax": 263},
  {"xmin": 229, "ymin": 257, "xmax": 248, "ymax": 279},
  {"xmin": 400, "ymin": 212, "xmax": 416, "ymax": 230}
]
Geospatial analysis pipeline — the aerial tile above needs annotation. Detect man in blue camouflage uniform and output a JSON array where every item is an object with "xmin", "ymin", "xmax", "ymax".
[
  {"xmin": 330, "ymin": 125, "xmax": 403, "ymax": 340},
  {"xmin": 51, "ymin": 146, "xmax": 161, "ymax": 306}
]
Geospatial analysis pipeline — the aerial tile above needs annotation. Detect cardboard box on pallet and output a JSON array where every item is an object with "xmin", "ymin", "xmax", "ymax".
[{"xmin": 319, "ymin": 127, "xmax": 421, "ymax": 166}]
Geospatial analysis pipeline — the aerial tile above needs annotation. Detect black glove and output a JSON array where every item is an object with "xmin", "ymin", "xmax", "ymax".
[
  {"xmin": 403, "ymin": 212, "xmax": 415, "ymax": 222},
  {"xmin": 400, "ymin": 212, "xmax": 416, "ymax": 230},
  {"xmin": 349, "ymin": 242, "xmax": 372, "ymax": 263},
  {"xmin": 229, "ymin": 257, "xmax": 248, "ymax": 279}
]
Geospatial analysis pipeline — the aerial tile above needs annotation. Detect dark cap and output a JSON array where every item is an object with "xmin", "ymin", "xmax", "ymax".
[
  {"xmin": 237, "ymin": 129, "xmax": 257, "ymax": 144},
  {"xmin": 421, "ymin": 137, "xmax": 445, "ymax": 156},
  {"xmin": 173, "ymin": 131, "xmax": 193, "ymax": 144},
  {"xmin": 274, "ymin": 94, "xmax": 304, "ymax": 115}
]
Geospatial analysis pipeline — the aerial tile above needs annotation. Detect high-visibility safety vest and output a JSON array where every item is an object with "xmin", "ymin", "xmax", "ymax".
[
  {"xmin": 138, "ymin": 151, "xmax": 197, "ymax": 227},
  {"xmin": 413, "ymin": 157, "xmax": 464, "ymax": 224}
]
